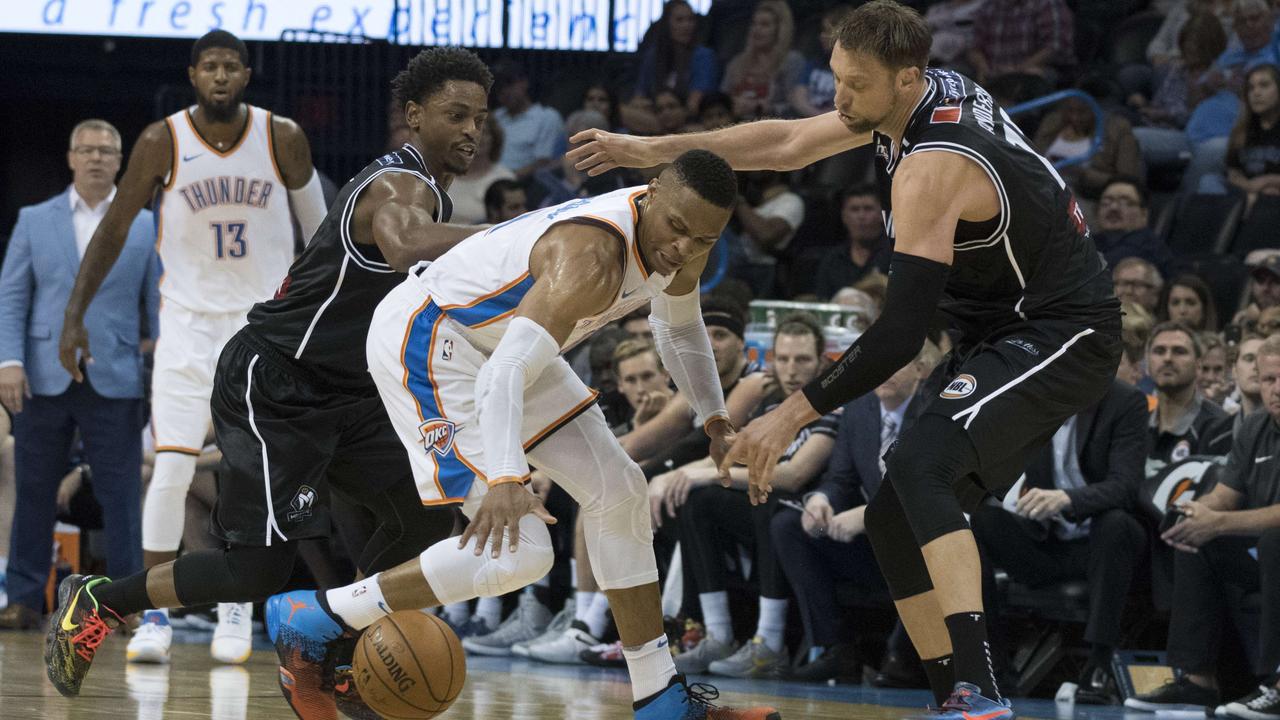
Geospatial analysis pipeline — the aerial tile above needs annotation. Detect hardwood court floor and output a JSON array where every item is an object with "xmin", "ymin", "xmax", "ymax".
[{"xmin": 0, "ymin": 631, "xmax": 1137, "ymax": 719}]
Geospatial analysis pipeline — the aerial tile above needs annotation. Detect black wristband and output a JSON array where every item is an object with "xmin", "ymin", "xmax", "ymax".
[{"xmin": 801, "ymin": 252, "xmax": 949, "ymax": 414}]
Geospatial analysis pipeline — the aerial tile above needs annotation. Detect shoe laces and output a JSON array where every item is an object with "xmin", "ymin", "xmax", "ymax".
[
  {"xmin": 1247, "ymin": 687, "xmax": 1280, "ymax": 709},
  {"xmin": 684, "ymin": 682, "xmax": 722, "ymax": 709},
  {"xmin": 223, "ymin": 604, "xmax": 246, "ymax": 625},
  {"xmin": 72, "ymin": 612, "xmax": 115, "ymax": 662}
]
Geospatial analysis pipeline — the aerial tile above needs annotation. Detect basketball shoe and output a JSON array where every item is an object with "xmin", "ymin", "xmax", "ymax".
[
  {"xmin": 928, "ymin": 682, "xmax": 1014, "ymax": 720},
  {"xmin": 633, "ymin": 674, "xmax": 781, "ymax": 719},
  {"xmin": 512, "ymin": 598, "xmax": 575, "ymax": 658},
  {"xmin": 211, "ymin": 602, "xmax": 254, "ymax": 664},
  {"xmin": 45, "ymin": 574, "xmax": 125, "ymax": 697},
  {"xmin": 265, "ymin": 590, "xmax": 345, "ymax": 720},
  {"xmin": 526, "ymin": 620, "xmax": 599, "ymax": 664},
  {"xmin": 463, "ymin": 592, "xmax": 552, "ymax": 656},
  {"xmin": 127, "ymin": 610, "xmax": 173, "ymax": 664},
  {"xmin": 707, "ymin": 637, "xmax": 789, "ymax": 679}
]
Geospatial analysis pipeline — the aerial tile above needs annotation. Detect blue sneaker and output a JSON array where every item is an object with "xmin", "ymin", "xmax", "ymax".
[
  {"xmin": 265, "ymin": 591, "xmax": 345, "ymax": 720},
  {"xmin": 633, "ymin": 674, "xmax": 781, "ymax": 720},
  {"xmin": 930, "ymin": 682, "xmax": 1014, "ymax": 720}
]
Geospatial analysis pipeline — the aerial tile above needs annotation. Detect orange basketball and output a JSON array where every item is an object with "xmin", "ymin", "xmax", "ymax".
[{"xmin": 351, "ymin": 611, "xmax": 467, "ymax": 719}]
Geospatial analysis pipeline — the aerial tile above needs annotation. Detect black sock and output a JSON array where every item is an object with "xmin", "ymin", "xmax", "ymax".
[
  {"xmin": 923, "ymin": 655, "xmax": 955, "ymax": 706},
  {"xmin": 944, "ymin": 612, "xmax": 1000, "ymax": 700},
  {"xmin": 91, "ymin": 571, "xmax": 154, "ymax": 617}
]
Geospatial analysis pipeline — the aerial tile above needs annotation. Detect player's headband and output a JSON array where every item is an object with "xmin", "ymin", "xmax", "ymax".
[{"xmin": 702, "ymin": 310, "xmax": 744, "ymax": 340}]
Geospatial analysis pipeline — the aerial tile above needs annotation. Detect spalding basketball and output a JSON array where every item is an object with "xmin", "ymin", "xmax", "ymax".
[{"xmin": 352, "ymin": 611, "xmax": 467, "ymax": 719}]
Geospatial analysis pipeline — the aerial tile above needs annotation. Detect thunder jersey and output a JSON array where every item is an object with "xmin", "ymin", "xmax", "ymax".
[
  {"xmin": 159, "ymin": 105, "xmax": 295, "ymax": 313},
  {"xmin": 877, "ymin": 68, "xmax": 1119, "ymax": 339},
  {"xmin": 416, "ymin": 186, "xmax": 672, "ymax": 354},
  {"xmin": 245, "ymin": 143, "xmax": 451, "ymax": 388}
]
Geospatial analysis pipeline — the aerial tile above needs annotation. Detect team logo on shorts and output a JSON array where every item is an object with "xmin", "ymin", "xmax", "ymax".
[
  {"xmin": 418, "ymin": 419, "xmax": 456, "ymax": 457},
  {"xmin": 286, "ymin": 485, "xmax": 316, "ymax": 522},
  {"xmin": 941, "ymin": 374, "xmax": 977, "ymax": 399}
]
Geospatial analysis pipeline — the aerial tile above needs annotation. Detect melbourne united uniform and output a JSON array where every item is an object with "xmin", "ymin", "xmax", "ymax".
[
  {"xmin": 878, "ymin": 68, "xmax": 1122, "ymax": 494},
  {"xmin": 152, "ymin": 105, "xmax": 294, "ymax": 456},
  {"xmin": 209, "ymin": 143, "xmax": 451, "ymax": 546}
]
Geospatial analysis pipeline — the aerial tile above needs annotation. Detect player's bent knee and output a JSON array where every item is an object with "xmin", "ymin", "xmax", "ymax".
[
  {"xmin": 419, "ymin": 515, "xmax": 554, "ymax": 605},
  {"xmin": 225, "ymin": 545, "xmax": 298, "ymax": 598}
]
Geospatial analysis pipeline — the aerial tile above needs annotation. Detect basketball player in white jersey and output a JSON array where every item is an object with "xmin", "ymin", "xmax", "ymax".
[
  {"xmin": 268, "ymin": 152, "xmax": 780, "ymax": 720},
  {"xmin": 58, "ymin": 30, "xmax": 327, "ymax": 665}
]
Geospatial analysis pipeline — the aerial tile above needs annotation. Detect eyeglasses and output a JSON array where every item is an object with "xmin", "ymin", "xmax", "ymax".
[{"xmin": 72, "ymin": 145, "xmax": 122, "ymax": 158}]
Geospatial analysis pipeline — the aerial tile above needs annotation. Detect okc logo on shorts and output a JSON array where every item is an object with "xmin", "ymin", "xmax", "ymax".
[
  {"xmin": 941, "ymin": 374, "xmax": 977, "ymax": 399},
  {"xmin": 418, "ymin": 419, "xmax": 456, "ymax": 457}
]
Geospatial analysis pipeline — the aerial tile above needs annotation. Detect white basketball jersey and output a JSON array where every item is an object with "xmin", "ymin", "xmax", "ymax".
[
  {"xmin": 417, "ymin": 186, "xmax": 674, "ymax": 353},
  {"xmin": 159, "ymin": 105, "xmax": 295, "ymax": 313}
]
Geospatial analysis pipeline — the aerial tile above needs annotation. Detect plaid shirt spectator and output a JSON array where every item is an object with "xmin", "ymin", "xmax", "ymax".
[{"xmin": 972, "ymin": 0, "xmax": 1076, "ymax": 76}]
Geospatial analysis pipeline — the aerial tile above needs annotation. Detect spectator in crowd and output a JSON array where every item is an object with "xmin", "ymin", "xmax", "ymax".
[
  {"xmin": 1148, "ymin": 0, "xmax": 1235, "ymax": 67},
  {"xmin": 773, "ymin": 344, "xmax": 933, "ymax": 682},
  {"xmin": 698, "ymin": 92, "xmax": 735, "ymax": 131},
  {"xmin": 1034, "ymin": 94, "xmax": 1143, "ymax": 200},
  {"xmin": 533, "ymin": 110, "xmax": 632, "ymax": 208},
  {"xmin": 1093, "ymin": 177, "xmax": 1174, "ymax": 275},
  {"xmin": 1114, "ymin": 257, "xmax": 1166, "ymax": 316},
  {"xmin": 1214, "ymin": 63, "xmax": 1280, "ymax": 202},
  {"xmin": 447, "ymin": 116, "xmax": 515, "ymax": 225},
  {"xmin": 580, "ymin": 83, "xmax": 625, "ymax": 133},
  {"xmin": 1161, "ymin": 273, "xmax": 1219, "ymax": 331},
  {"xmin": 493, "ymin": 64, "xmax": 564, "ymax": 180},
  {"xmin": 730, "ymin": 170, "xmax": 805, "ymax": 297},
  {"xmin": 622, "ymin": 308, "xmax": 653, "ymax": 342},
  {"xmin": 830, "ymin": 287, "xmax": 880, "ymax": 332},
  {"xmin": 0, "ymin": 119, "xmax": 158, "ymax": 629},
  {"xmin": 1225, "ymin": 334, "xmax": 1266, "ymax": 422},
  {"xmin": 967, "ymin": 0, "xmax": 1076, "ymax": 90},
  {"xmin": 1209, "ymin": 0, "xmax": 1279, "ymax": 95},
  {"xmin": 720, "ymin": 0, "xmax": 805, "ymax": 120},
  {"xmin": 663, "ymin": 315, "xmax": 838, "ymax": 678},
  {"xmin": 613, "ymin": 339, "xmax": 673, "ymax": 431},
  {"xmin": 483, "ymin": 178, "xmax": 528, "ymax": 224},
  {"xmin": 813, "ymin": 185, "xmax": 891, "ymax": 301},
  {"xmin": 1125, "ymin": 336, "xmax": 1280, "ymax": 717},
  {"xmin": 633, "ymin": 0, "xmax": 718, "ymax": 115},
  {"xmin": 1199, "ymin": 333, "xmax": 1232, "ymax": 404},
  {"xmin": 925, "ymin": 0, "xmax": 987, "ymax": 70},
  {"xmin": 654, "ymin": 89, "xmax": 695, "ymax": 134},
  {"xmin": 1120, "ymin": 302, "xmax": 1158, "ymax": 396},
  {"xmin": 1148, "ymin": 322, "xmax": 1235, "ymax": 468},
  {"xmin": 789, "ymin": 6, "xmax": 849, "ymax": 118},
  {"xmin": 973, "ymin": 379, "xmax": 1151, "ymax": 705}
]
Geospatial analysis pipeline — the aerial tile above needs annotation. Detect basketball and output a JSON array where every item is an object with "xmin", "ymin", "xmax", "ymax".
[{"xmin": 351, "ymin": 611, "xmax": 467, "ymax": 719}]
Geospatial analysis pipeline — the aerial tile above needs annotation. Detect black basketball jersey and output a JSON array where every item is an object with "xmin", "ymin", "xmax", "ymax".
[
  {"xmin": 876, "ymin": 68, "xmax": 1119, "ymax": 339},
  {"xmin": 245, "ymin": 143, "xmax": 452, "ymax": 388}
]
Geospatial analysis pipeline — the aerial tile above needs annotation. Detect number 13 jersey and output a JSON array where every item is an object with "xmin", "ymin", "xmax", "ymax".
[{"xmin": 158, "ymin": 105, "xmax": 295, "ymax": 313}]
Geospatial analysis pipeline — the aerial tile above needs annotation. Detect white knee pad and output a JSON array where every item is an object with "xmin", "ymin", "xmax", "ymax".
[
  {"xmin": 419, "ymin": 514, "xmax": 554, "ymax": 605},
  {"xmin": 142, "ymin": 452, "xmax": 199, "ymax": 552},
  {"xmin": 578, "ymin": 459, "xmax": 658, "ymax": 591}
]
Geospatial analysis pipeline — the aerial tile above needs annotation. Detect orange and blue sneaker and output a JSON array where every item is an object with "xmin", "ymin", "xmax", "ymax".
[
  {"xmin": 265, "ymin": 590, "xmax": 346, "ymax": 720},
  {"xmin": 930, "ymin": 682, "xmax": 1014, "ymax": 720},
  {"xmin": 44, "ymin": 574, "xmax": 125, "ymax": 697},
  {"xmin": 633, "ymin": 674, "xmax": 781, "ymax": 719}
]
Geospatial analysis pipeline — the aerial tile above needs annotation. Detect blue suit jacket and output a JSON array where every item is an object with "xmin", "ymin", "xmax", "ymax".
[
  {"xmin": 814, "ymin": 392, "xmax": 923, "ymax": 511},
  {"xmin": 0, "ymin": 189, "xmax": 160, "ymax": 399}
]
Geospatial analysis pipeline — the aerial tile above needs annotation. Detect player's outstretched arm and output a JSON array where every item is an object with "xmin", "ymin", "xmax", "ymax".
[
  {"xmin": 60, "ymin": 121, "xmax": 171, "ymax": 380},
  {"xmin": 567, "ymin": 111, "xmax": 870, "ymax": 176},
  {"xmin": 361, "ymin": 172, "xmax": 484, "ymax": 272}
]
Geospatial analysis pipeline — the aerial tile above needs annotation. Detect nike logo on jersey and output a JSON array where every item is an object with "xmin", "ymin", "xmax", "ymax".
[
  {"xmin": 621, "ymin": 288, "xmax": 643, "ymax": 300},
  {"xmin": 182, "ymin": 153, "xmax": 204, "ymax": 162}
]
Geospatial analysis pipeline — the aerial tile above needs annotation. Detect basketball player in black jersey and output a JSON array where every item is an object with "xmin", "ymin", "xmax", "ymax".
[
  {"xmin": 570, "ymin": 3, "xmax": 1121, "ymax": 718},
  {"xmin": 46, "ymin": 48, "xmax": 493, "ymax": 714}
]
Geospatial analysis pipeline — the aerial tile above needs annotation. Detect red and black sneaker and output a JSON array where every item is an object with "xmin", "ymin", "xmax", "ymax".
[{"xmin": 44, "ymin": 574, "xmax": 124, "ymax": 697}]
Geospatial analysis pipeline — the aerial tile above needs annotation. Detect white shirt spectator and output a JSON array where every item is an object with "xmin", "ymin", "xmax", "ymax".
[
  {"xmin": 68, "ymin": 184, "xmax": 116, "ymax": 259},
  {"xmin": 741, "ymin": 189, "xmax": 804, "ymax": 266},
  {"xmin": 495, "ymin": 104, "xmax": 564, "ymax": 172},
  {"xmin": 446, "ymin": 165, "xmax": 516, "ymax": 225}
]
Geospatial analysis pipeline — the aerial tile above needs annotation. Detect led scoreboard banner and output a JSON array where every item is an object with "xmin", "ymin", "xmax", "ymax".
[{"xmin": 12, "ymin": 0, "xmax": 709, "ymax": 51}]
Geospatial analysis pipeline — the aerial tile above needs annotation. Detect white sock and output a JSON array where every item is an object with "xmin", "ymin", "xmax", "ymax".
[
  {"xmin": 582, "ymin": 592, "xmax": 610, "ymax": 638},
  {"xmin": 574, "ymin": 591, "xmax": 597, "ymax": 625},
  {"xmin": 444, "ymin": 601, "xmax": 471, "ymax": 626},
  {"xmin": 570, "ymin": 559, "xmax": 579, "ymax": 588},
  {"xmin": 699, "ymin": 591, "xmax": 733, "ymax": 644},
  {"xmin": 623, "ymin": 635, "xmax": 677, "ymax": 702},
  {"xmin": 756, "ymin": 597, "xmax": 788, "ymax": 652},
  {"xmin": 475, "ymin": 596, "xmax": 503, "ymax": 630},
  {"xmin": 325, "ymin": 575, "xmax": 391, "ymax": 631}
]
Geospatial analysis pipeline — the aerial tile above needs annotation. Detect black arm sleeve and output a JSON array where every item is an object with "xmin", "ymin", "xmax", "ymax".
[{"xmin": 801, "ymin": 252, "xmax": 949, "ymax": 415}]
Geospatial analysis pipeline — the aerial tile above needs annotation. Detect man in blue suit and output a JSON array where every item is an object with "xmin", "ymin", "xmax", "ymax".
[
  {"xmin": 0, "ymin": 119, "xmax": 159, "ymax": 628},
  {"xmin": 770, "ymin": 343, "xmax": 932, "ymax": 682}
]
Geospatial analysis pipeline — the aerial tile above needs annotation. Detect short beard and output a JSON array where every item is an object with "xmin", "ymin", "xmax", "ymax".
[{"xmin": 201, "ymin": 89, "xmax": 244, "ymax": 123}]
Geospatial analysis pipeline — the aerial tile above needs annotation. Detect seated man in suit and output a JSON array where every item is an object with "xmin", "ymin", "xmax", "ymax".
[
  {"xmin": 771, "ymin": 341, "xmax": 935, "ymax": 682},
  {"xmin": 0, "ymin": 119, "xmax": 159, "ymax": 628},
  {"xmin": 971, "ymin": 379, "xmax": 1150, "ymax": 703}
]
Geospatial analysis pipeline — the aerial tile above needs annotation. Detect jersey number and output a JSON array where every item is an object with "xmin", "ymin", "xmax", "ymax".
[{"xmin": 211, "ymin": 221, "xmax": 247, "ymax": 259}]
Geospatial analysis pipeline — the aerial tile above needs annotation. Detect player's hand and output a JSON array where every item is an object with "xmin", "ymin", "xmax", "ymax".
[
  {"xmin": 1015, "ymin": 488, "xmax": 1072, "ymax": 522},
  {"xmin": 0, "ymin": 365, "xmax": 30, "ymax": 415},
  {"xmin": 706, "ymin": 416, "xmax": 736, "ymax": 473},
  {"xmin": 719, "ymin": 394, "xmax": 815, "ymax": 506},
  {"xmin": 827, "ymin": 506, "xmax": 866, "ymax": 543},
  {"xmin": 664, "ymin": 467, "xmax": 717, "ymax": 519},
  {"xmin": 529, "ymin": 470, "xmax": 552, "ymax": 501},
  {"xmin": 567, "ymin": 129, "xmax": 661, "ymax": 176},
  {"xmin": 1161, "ymin": 500, "xmax": 1223, "ymax": 552},
  {"xmin": 801, "ymin": 493, "xmax": 833, "ymax": 537},
  {"xmin": 459, "ymin": 482, "xmax": 557, "ymax": 559},
  {"xmin": 648, "ymin": 472, "xmax": 672, "ymax": 528},
  {"xmin": 58, "ymin": 318, "xmax": 93, "ymax": 382}
]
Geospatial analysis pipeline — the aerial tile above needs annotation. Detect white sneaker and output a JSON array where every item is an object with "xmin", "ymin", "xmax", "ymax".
[
  {"xmin": 525, "ymin": 620, "xmax": 599, "ymax": 664},
  {"xmin": 673, "ymin": 634, "xmax": 736, "ymax": 674},
  {"xmin": 512, "ymin": 599, "xmax": 574, "ymax": 658},
  {"xmin": 210, "ymin": 602, "xmax": 253, "ymax": 664},
  {"xmin": 463, "ymin": 593, "xmax": 553, "ymax": 656},
  {"xmin": 126, "ymin": 610, "xmax": 173, "ymax": 664}
]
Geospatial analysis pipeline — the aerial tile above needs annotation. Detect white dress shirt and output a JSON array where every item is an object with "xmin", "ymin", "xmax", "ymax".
[{"xmin": 69, "ymin": 184, "xmax": 116, "ymax": 259}]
